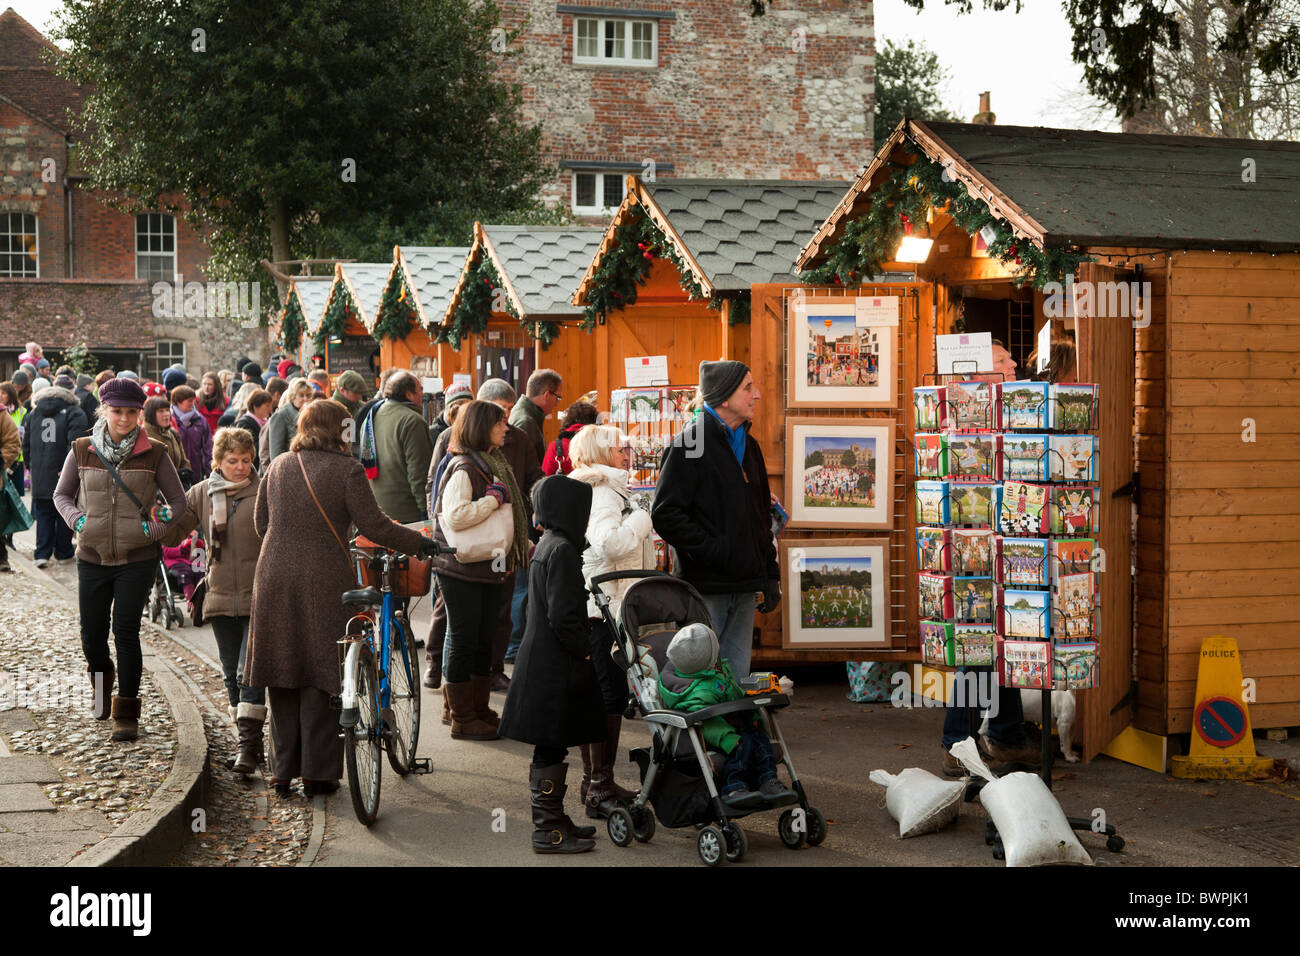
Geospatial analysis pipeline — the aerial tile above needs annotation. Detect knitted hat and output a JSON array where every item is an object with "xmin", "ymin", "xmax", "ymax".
[
  {"xmin": 11, "ymin": 370, "xmax": 29, "ymax": 387},
  {"xmin": 161, "ymin": 367, "xmax": 187, "ymax": 392},
  {"xmin": 31, "ymin": 377, "xmax": 50, "ymax": 394},
  {"xmin": 116, "ymin": 369, "xmax": 140, "ymax": 380},
  {"xmin": 235, "ymin": 356, "xmax": 251, "ymax": 372},
  {"xmin": 443, "ymin": 382, "xmax": 473, "ymax": 408},
  {"xmin": 99, "ymin": 377, "xmax": 147, "ymax": 409},
  {"xmin": 242, "ymin": 362, "xmax": 262, "ymax": 380},
  {"xmin": 53, "ymin": 374, "xmax": 76, "ymax": 390},
  {"xmin": 142, "ymin": 381, "xmax": 167, "ymax": 398},
  {"xmin": 35, "ymin": 357, "xmax": 50, "ymax": 370},
  {"xmin": 76, "ymin": 374, "xmax": 93, "ymax": 389},
  {"xmin": 18, "ymin": 363, "xmax": 37, "ymax": 381},
  {"xmin": 336, "ymin": 370, "xmax": 367, "ymax": 393},
  {"xmin": 698, "ymin": 360, "xmax": 749, "ymax": 408},
  {"xmin": 666, "ymin": 623, "xmax": 719, "ymax": 676},
  {"xmin": 276, "ymin": 359, "xmax": 297, "ymax": 379}
]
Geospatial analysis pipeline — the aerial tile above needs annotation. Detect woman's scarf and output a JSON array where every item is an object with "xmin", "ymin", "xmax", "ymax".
[
  {"xmin": 482, "ymin": 447, "xmax": 529, "ymax": 568},
  {"xmin": 92, "ymin": 417, "xmax": 140, "ymax": 467},
  {"xmin": 205, "ymin": 470, "xmax": 251, "ymax": 562}
]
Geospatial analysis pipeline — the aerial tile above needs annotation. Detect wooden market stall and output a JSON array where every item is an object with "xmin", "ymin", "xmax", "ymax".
[
  {"xmin": 275, "ymin": 276, "xmax": 333, "ymax": 371},
  {"xmin": 437, "ymin": 223, "xmax": 605, "ymax": 443},
  {"xmin": 367, "ymin": 244, "xmax": 471, "ymax": 389},
  {"xmin": 791, "ymin": 118, "xmax": 1300, "ymax": 761},
  {"xmin": 316, "ymin": 262, "xmax": 390, "ymax": 390}
]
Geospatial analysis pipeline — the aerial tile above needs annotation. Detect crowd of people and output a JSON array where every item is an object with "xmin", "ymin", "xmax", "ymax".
[{"xmin": 0, "ymin": 344, "xmax": 785, "ymax": 855}]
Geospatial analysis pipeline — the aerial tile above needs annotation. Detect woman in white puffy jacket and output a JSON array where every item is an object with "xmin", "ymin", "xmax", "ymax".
[{"xmin": 568, "ymin": 424, "xmax": 653, "ymax": 819}]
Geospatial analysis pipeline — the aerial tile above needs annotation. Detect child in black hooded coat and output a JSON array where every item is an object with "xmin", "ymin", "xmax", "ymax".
[{"xmin": 499, "ymin": 474, "xmax": 606, "ymax": 853}]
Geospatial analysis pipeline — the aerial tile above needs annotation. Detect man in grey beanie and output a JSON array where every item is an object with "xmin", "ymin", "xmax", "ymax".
[{"xmin": 651, "ymin": 360, "xmax": 780, "ymax": 680}]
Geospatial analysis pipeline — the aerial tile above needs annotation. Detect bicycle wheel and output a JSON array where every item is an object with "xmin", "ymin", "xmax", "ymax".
[
  {"xmin": 384, "ymin": 615, "xmax": 422, "ymax": 776},
  {"xmin": 344, "ymin": 644, "xmax": 383, "ymax": 826}
]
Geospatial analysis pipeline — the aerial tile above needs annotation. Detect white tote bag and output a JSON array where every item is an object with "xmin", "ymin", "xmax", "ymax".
[{"xmin": 437, "ymin": 453, "xmax": 515, "ymax": 563}]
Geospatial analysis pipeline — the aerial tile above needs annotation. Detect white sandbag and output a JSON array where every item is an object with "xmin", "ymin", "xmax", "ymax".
[
  {"xmin": 949, "ymin": 736, "xmax": 1091, "ymax": 867},
  {"xmin": 868, "ymin": 767, "xmax": 963, "ymax": 838}
]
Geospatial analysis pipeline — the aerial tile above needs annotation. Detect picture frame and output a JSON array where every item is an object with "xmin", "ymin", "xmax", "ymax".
[
  {"xmin": 780, "ymin": 538, "xmax": 891, "ymax": 648},
  {"xmin": 785, "ymin": 417, "xmax": 895, "ymax": 529},
  {"xmin": 788, "ymin": 296, "xmax": 897, "ymax": 408}
]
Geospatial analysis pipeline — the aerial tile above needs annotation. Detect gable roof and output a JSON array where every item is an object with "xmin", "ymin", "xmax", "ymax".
[
  {"xmin": 330, "ymin": 263, "xmax": 391, "ymax": 329},
  {"xmin": 391, "ymin": 245, "xmax": 471, "ymax": 330},
  {"xmin": 0, "ymin": 10, "xmax": 89, "ymax": 134},
  {"xmin": 574, "ymin": 176, "xmax": 850, "ymax": 304},
  {"xmin": 288, "ymin": 277, "xmax": 334, "ymax": 335},
  {"xmin": 800, "ymin": 120, "xmax": 1300, "ymax": 267}
]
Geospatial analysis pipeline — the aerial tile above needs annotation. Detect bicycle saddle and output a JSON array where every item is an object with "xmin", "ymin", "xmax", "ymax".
[{"xmin": 341, "ymin": 587, "xmax": 382, "ymax": 606}]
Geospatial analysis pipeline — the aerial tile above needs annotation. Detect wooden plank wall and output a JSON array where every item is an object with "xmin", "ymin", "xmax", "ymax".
[
  {"xmin": 1165, "ymin": 251, "xmax": 1300, "ymax": 732},
  {"xmin": 749, "ymin": 281, "xmax": 932, "ymax": 663}
]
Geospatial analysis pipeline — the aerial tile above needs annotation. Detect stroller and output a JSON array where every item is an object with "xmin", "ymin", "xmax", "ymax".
[
  {"xmin": 149, "ymin": 532, "xmax": 204, "ymax": 630},
  {"xmin": 592, "ymin": 570, "xmax": 826, "ymax": 865}
]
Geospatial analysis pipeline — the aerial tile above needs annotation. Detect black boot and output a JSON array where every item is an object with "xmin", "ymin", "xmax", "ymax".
[
  {"xmin": 530, "ymin": 763, "xmax": 595, "ymax": 854},
  {"xmin": 232, "ymin": 703, "xmax": 267, "ymax": 775},
  {"xmin": 585, "ymin": 714, "xmax": 638, "ymax": 819}
]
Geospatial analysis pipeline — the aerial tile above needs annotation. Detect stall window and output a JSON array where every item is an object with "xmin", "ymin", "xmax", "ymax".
[
  {"xmin": 0, "ymin": 213, "xmax": 38, "ymax": 277},
  {"xmin": 573, "ymin": 17, "xmax": 657, "ymax": 66},
  {"xmin": 136, "ymin": 212, "xmax": 176, "ymax": 281},
  {"xmin": 572, "ymin": 172, "xmax": 627, "ymax": 215}
]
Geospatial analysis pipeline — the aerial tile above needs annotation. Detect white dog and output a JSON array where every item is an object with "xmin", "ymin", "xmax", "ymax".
[{"xmin": 978, "ymin": 689, "xmax": 1078, "ymax": 763}]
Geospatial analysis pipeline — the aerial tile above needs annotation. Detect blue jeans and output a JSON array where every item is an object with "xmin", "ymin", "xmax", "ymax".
[
  {"xmin": 701, "ymin": 592, "xmax": 757, "ymax": 681},
  {"xmin": 722, "ymin": 726, "xmax": 777, "ymax": 793},
  {"xmin": 210, "ymin": 615, "xmax": 265, "ymax": 707},
  {"xmin": 33, "ymin": 497, "xmax": 74, "ymax": 561},
  {"xmin": 940, "ymin": 666, "xmax": 1025, "ymax": 750},
  {"xmin": 505, "ymin": 568, "xmax": 527, "ymax": 659}
]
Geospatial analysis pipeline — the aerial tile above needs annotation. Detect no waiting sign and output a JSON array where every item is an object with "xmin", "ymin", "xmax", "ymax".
[{"xmin": 1194, "ymin": 695, "xmax": 1247, "ymax": 748}]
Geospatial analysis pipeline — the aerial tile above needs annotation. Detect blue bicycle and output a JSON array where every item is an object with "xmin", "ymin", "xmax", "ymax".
[{"xmin": 339, "ymin": 537, "xmax": 451, "ymax": 826}]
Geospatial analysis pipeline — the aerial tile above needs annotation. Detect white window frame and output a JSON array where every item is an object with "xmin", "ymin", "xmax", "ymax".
[
  {"xmin": 0, "ymin": 212, "xmax": 39, "ymax": 278},
  {"xmin": 572, "ymin": 16, "xmax": 657, "ymax": 67},
  {"xmin": 135, "ymin": 212, "xmax": 177, "ymax": 281},
  {"xmin": 571, "ymin": 171, "xmax": 627, "ymax": 215},
  {"xmin": 150, "ymin": 340, "xmax": 186, "ymax": 382}
]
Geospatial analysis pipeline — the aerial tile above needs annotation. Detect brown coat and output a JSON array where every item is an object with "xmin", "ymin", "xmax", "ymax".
[
  {"xmin": 145, "ymin": 421, "xmax": 188, "ymax": 474},
  {"xmin": 0, "ymin": 411, "xmax": 18, "ymax": 469},
  {"xmin": 243, "ymin": 449, "xmax": 427, "ymax": 696},
  {"xmin": 164, "ymin": 474, "xmax": 262, "ymax": 618}
]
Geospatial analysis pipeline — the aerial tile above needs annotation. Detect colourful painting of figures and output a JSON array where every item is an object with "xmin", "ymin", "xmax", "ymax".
[
  {"xmin": 917, "ymin": 528, "xmax": 950, "ymax": 573},
  {"xmin": 1000, "ymin": 381, "xmax": 1049, "ymax": 429},
  {"xmin": 1051, "ymin": 538, "xmax": 1095, "ymax": 578},
  {"xmin": 951, "ymin": 483, "xmax": 996, "ymax": 526},
  {"xmin": 1054, "ymin": 572, "xmax": 1095, "ymax": 638},
  {"xmin": 1051, "ymin": 435, "xmax": 1097, "ymax": 482},
  {"xmin": 999, "ymin": 481, "xmax": 1047, "ymax": 535},
  {"xmin": 1000, "ymin": 537, "xmax": 1049, "ymax": 586},
  {"xmin": 953, "ymin": 625, "xmax": 997, "ymax": 666},
  {"xmin": 1051, "ymin": 383, "xmax": 1097, "ymax": 430},
  {"xmin": 1003, "ymin": 640, "xmax": 1050, "ymax": 689},
  {"xmin": 953, "ymin": 577, "xmax": 995, "ymax": 624},
  {"xmin": 805, "ymin": 312, "xmax": 881, "ymax": 387},
  {"xmin": 915, "ymin": 481, "xmax": 949, "ymax": 525},
  {"xmin": 914, "ymin": 387, "xmax": 944, "ymax": 431},
  {"xmin": 803, "ymin": 435, "xmax": 878, "ymax": 508},
  {"xmin": 1053, "ymin": 641, "xmax": 1099, "ymax": 689},
  {"xmin": 918, "ymin": 573, "xmax": 952, "ymax": 621},
  {"xmin": 952, "ymin": 529, "xmax": 994, "ymax": 576},
  {"xmin": 948, "ymin": 380, "xmax": 994, "ymax": 431},
  {"xmin": 799, "ymin": 557, "xmax": 873, "ymax": 629},
  {"xmin": 921, "ymin": 620, "xmax": 954, "ymax": 666},
  {"xmin": 1050, "ymin": 486, "xmax": 1099, "ymax": 535},
  {"xmin": 1003, "ymin": 589, "xmax": 1050, "ymax": 639},
  {"xmin": 915, "ymin": 433, "xmax": 946, "ymax": 478},
  {"xmin": 948, "ymin": 434, "xmax": 996, "ymax": 480},
  {"xmin": 1001, "ymin": 434, "xmax": 1049, "ymax": 481}
]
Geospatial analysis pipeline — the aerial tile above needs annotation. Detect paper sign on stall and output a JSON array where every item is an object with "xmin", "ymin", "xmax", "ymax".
[
  {"xmin": 625, "ymin": 355, "xmax": 669, "ymax": 387},
  {"xmin": 936, "ymin": 332, "xmax": 993, "ymax": 375},
  {"xmin": 1037, "ymin": 322, "xmax": 1052, "ymax": 373},
  {"xmin": 855, "ymin": 295, "xmax": 899, "ymax": 327},
  {"xmin": 452, "ymin": 372, "xmax": 472, "ymax": 389},
  {"xmin": 421, "ymin": 377, "xmax": 443, "ymax": 395}
]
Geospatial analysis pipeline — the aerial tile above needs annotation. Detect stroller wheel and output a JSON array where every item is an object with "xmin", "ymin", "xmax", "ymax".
[
  {"xmin": 697, "ymin": 825, "xmax": 725, "ymax": 866},
  {"xmin": 149, "ymin": 594, "xmax": 161, "ymax": 623},
  {"xmin": 722, "ymin": 822, "xmax": 747, "ymax": 863},
  {"xmin": 607, "ymin": 807, "xmax": 633, "ymax": 847},
  {"xmin": 778, "ymin": 808, "xmax": 805, "ymax": 849},
  {"xmin": 805, "ymin": 807, "xmax": 828, "ymax": 847},
  {"xmin": 631, "ymin": 805, "xmax": 655, "ymax": 843}
]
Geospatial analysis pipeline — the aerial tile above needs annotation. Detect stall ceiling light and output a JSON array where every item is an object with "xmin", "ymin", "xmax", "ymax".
[{"xmin": 895, "ymin": 236, "xmax": 934, "ymax": 263}]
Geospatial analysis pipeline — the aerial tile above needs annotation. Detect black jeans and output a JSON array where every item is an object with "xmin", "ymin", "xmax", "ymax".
[
  {"xmin": 588, "ymin": 617, "xmax": 626, "ymax": 714},
  {"xmin": 533, "ymin": 745, "xmax": 567, "ymax": 768},
  {"xmin": 209, "ymin": 615, "xmax": 265, "ymax": 707},
  {"xmin": 77, "ymin": 558, "xmax": 155, "ymax": 698},
  {"xmin": 33, "ymin": 497, "xmax": 75, "ymax": 561},
  {"xmin": 438, "ymin": 573, "xmax": 500, "ymax": 684},
  {"xmin": 721, "ymin": 726, "xmax": 777, "ymax": 793}
]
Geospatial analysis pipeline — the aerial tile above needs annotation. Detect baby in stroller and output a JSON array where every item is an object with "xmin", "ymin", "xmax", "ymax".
[
  {"xmin": 161, "ymin": 530, "xmax": 206, "ymax": 602},
  {"xmin": 659, "ymin": 623, "xmax": 794, "ymax": 809}
]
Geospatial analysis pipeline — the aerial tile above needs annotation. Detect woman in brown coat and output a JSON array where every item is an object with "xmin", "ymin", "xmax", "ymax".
[
  {"xmin": 244, "ymin": 400, "xmax": 433, "ymax": 798},
  {"xmin": 165, "ymin": 426, "xmax": 266, "ymax": 773}
]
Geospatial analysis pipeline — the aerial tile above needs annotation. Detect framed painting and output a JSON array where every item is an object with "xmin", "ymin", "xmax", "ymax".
[
  {"xmin": 785, "ymin": 417, "xmax": 895, "ymax": 529},
  {"xmin": 780, "ymin": 538, "xmax": 891, "ymax": 648},
  {"xmin": 788, "ymin": 295, "xmax": 897, "ymax": 408}
]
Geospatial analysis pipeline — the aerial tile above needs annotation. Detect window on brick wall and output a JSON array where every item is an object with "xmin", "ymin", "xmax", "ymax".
[
  {"xmin": 149, "ymin": 341, "xmax": 186, "ymax": 382},
  {"xmin": 136, "ymin": 213, "xmax": 176, "ymax": 281},
  {"xmin": 0, "ymin": 213, "xmax": 39, "ymax": 277},
  {"xmin": 572, "ymin": 172, "xmax": 627, "ymax": 215},
  {"xmin": 573, "ymin": 17, "xmax": 656, "ymax": 66}
]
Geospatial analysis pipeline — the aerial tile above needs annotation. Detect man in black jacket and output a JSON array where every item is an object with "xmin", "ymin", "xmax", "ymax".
[{"xmin": 651, "ymin": 360, "xmax": 779, "ymax": 680}]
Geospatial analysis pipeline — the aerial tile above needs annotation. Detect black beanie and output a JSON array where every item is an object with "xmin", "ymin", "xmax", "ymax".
[{"xmin": 698, "ymin": 360, "xmax": 749, "ymax": 408}]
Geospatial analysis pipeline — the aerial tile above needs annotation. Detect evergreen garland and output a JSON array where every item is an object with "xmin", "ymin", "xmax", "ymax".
[
  {"xmin": 709, "ymin": 291, "xmax": 751, "ymax": 325},
  {"xmin": 315, "ymin": 284, "xmax": 351, "ymax": 356},
  {"xmin": 580, "ymin": 213, "xmax": 710, "ymax": 331},
  {"xmin": 279, "ymin": 291, "xmax": 304, "ymax": 353},
  {"xmin": 373, "ymin": 264, "xmax": 420, "ymax": 342},
  {"xmin": 800, "ymin": 147, "xmax": 1091, "ymax": 290},
  {"xmin": 439, "ymin": 256, "xmax": 505, "ymax": 349}
]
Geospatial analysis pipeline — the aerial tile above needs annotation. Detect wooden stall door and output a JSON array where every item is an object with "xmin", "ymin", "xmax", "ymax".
[{"xmin": 1074, "ymin": 262, "xmax": 1137, "ymax": 761}]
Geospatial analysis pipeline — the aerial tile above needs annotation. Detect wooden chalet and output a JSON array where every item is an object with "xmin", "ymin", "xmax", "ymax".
[{"xmin": 368, "ymin": 245, "xmax": 472, "ymax": 386}]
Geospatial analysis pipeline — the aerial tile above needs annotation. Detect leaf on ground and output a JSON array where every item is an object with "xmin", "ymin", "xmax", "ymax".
[{"xmin": 895, "ymin": 743, "xmax": 911, "ymax": 749}]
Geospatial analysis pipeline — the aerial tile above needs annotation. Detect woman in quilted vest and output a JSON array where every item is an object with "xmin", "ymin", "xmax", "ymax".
[{"xmin": 52, "ymin": 377, "xmax": 186, "ymax": 742}]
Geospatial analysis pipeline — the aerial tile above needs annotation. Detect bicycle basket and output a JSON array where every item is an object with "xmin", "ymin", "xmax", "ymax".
[{"xmin": 354, "ymin": 534, "xmax": 432, "ymax": 597}]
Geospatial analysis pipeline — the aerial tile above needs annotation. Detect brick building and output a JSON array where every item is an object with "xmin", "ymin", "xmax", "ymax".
[
  {"xmin": 0, "ymin": 9, "xmax": 267, "ymax": 382},
  {"xmin": 497, "ymin": 0, "xmax": 874, "ymax": 217}
]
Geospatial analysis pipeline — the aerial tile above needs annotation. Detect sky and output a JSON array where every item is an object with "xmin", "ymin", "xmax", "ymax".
[
  {"xmin": 808, "ymin": 312, "xmax": 857, "ymax": 339},
  {"xmin": 872, "ymin": 0, "xmax": 1120, "ymax": 131},
  {"xmin": 806, "ymin": 435, "xmax": 877, "ymax": 454}
]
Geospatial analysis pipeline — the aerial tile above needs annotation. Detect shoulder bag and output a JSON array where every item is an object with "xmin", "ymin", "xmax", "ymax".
[
  {"xmin": 437, "ymin": 451, "xmax": 514, "ymax": 564},
  {"xmin": 297, "ymin": 455, "xmax": 351, "ymax": 559},
  {"xmin": 0, "ymin": 464, "xmax": 33, "ymax": 536}
]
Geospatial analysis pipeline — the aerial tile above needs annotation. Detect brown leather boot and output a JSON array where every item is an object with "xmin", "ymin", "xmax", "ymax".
[
  {"xmin": 232, "ymin": 703, "xmax": 267, "ymax": 775},
  {"xmin": 470, "ymin": 674, "xmax": 499, "ymax": 727},
  {"xmin": 110, "ymin": 696, "xmax": 141, "ymax": 742},
  {"xmin": 530, "ymin": 763, "xmax": 595, "ymax": 854},
  {"xmin": 441, "ymin": 692, "xmax": 451, "ymax": 725},
  {"xmin": 89, "ymin": 662, "xmax": 114, "ymax": 720},
  {"xmin": 585, "ymin": 714, "xmax": 638, "ymax": 819},
  {"xmin": 423, "ymin": 647, "xmax": 442, "ymax": 690},
  {"xmin": 445, "ymin": 681, "xmax": 499, "ymax": 740}
]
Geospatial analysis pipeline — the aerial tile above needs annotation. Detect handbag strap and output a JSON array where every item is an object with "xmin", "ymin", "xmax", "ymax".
[
  {"xmin": 296, "ymin": 454, "xmax": 349, "ymax": 558},
  {"xmin": 89, "ymin": 441, "xmax": 150, "ymax": 519}
]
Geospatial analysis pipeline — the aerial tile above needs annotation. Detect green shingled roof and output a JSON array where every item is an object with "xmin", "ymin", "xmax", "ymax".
[
  {"xmin": 396, "ymin": 246, "xmax": 471, "ymax": 329},
  {"xmin": 482, "ymin": 226, "xmax": 606, "ymax": 317},
  {"xmin": 644, "ymin": 179, "xmax": 850, "ymax": 291},
  {"xmin": 917, "ymin": 122, "xmax": 1300, "ymax": 250}
]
